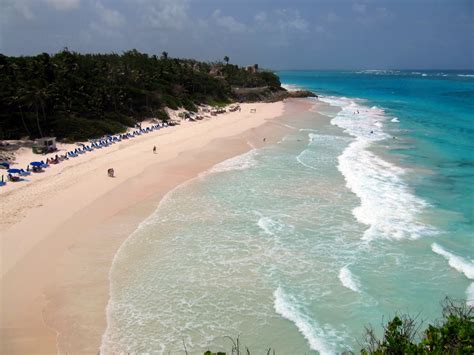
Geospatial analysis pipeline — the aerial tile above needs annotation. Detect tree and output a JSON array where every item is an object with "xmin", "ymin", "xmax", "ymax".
[
  {"xmin": 223, "ymin": 56, "xmax": 229, "ymax": 65},
  {"xmin": 0, "ymin": 49, "xmax": 283, "ymax": 140}
]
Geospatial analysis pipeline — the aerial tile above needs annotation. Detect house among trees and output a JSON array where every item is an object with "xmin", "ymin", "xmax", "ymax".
[{"xmin": 245, "ymin": 64, "xmax": 259, "ymax": 73}]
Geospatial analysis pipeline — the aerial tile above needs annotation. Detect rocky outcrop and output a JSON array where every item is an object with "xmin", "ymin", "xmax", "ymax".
[
  {"xmin": 231, "ymin": 86, "xmax": 317, "ymax": 103},
  {"xmin": 286, "ymin": 90, "xmax": 317, "ymax": 98}
]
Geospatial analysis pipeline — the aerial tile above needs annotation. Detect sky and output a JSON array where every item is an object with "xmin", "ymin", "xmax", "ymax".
[{"xmin": 1, "ymin": 0, "xmax": 472, "ymax": 70}]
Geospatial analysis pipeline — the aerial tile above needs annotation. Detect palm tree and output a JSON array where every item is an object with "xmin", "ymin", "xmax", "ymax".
[
  {"xmin": 223, "ymin": 56, "xmax": 229, "ymax": 65},
  {"xmin": 161, "ymin": 51, "xmax": 168, "ymax": 60},
  {"xmin": 17, "ymin": 87, "xmax": 45, "ymax": 138}
]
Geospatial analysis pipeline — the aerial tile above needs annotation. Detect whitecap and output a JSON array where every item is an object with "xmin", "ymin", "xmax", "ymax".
[
  {"xmin": 391, "ymin": 117, "xmax": 400, "ymax": 123},
  {"xmin": 207, "ymin": 150, "xmax": 258, "ymax": 174},
  {"xmin": 431, "ymin": 243, "xmax": 474, "ymax": 279},
  {"xmin": 338, "ymin": 266, "xmax": 361, "ymax": 293},
  {"xmin": 257, "ymin": 216, "xmax": 294, "ymax": 236},
  {"xmin": 282, "ymin": 84, "xmax": 303, "ymax": 91},
  {"xmin": 284, "ymin": 123, "xmax": 298, "ymax": 130},
  {"xmin": 273, "ymin": 287, "xmax": 334, "ymax": 355},
  {"xmin": 296, "ymin": 150, "xmax": 318, "ymax": 170},
  {"xmin": 466, "ymin": 283, "xmax": 474, "ymax": 307},
  {"xmin": 320, "ymin": 95, "xmax": 436, "ymax": 241}
]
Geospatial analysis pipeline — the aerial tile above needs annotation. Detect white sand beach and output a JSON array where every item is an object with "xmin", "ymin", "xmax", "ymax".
[{"xmin": 0, "ymin": 100, "xmax": 314, "ymax": 353}]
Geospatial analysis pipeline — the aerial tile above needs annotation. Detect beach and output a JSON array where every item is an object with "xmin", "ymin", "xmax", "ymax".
[
  {"xmin": 0, "ymin": 99, "xmax": 315, "ymax": 354},
  {"xmin": 2, "ymin": 68, "xmax": 473, "ymax": 354}
]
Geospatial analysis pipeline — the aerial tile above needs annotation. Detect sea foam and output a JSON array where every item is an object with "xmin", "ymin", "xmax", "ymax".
[
  {"xmin": 281, "ymin": 83, "xmax": 303, "ymax": 91},
  {"xmin": 467, "ymin": 283, "xmax": 474, "ymax": 307},
  {"xmin": 318, "ymin": 96, "xmax": 435, "ymax": 241},
  {"xmin": 338, "ymin": 266, "xmax": 361, "ymax": 293},
  {"xmin": 257, "ymin": 216, "xmax": 294, "ymax": 237},
  {"xmin": 296, "ymin": 133, "xmax": 345, "ymax": 170},
  {"xmin": 273, "ymin": 287, "xmax": 334, "ymax": 355},
  {"xmin": 208, "ymin": 149, "xmax": 258, "ymax": 174},
  {"xmin": 431, "ymin": 243, "xmax": 474, "ymax": 280}
]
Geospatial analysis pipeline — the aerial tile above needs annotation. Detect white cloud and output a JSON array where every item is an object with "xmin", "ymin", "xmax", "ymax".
[
  {"xmin": 352, "ymin": 3, "xmax": 367, "ymax": 14},
  {"xmin": 1, "ymin": 0, "xmax": 35, "ymax": 22},
  {"xmin": 354, "ymin": 5, "xmax": 395, "ymax": 26},
  {"xmin": 14, "ymin": 1, "xmax": 35, "ymax": 20},
  {"xmin": 95, "ymin": 2, "xmax": 125, "ymax": 28},
  {"xmin": 212, "ymin": 9, "xmax": 248, "ymax": 34},
  {"xmin": 254, "ymin": 8, "xmax": 309, "ymax": 34},
  {"xmin": 275, "ymin": 9, "xmax": 308, "ymax": 32},
  {"xmin": 45, "ymin": 0, "xmax": 80, "ymax": 11},
  {"xmin": 1, "ymin": 0, "xmax": 79, "ymax": 24},
  {"xmin": 254, "ymin": 11, "xmax": 267, "ymax": 23},
  {"xmin": 136, "ymin": 0, "xmax": 189, "ymax": 30}
]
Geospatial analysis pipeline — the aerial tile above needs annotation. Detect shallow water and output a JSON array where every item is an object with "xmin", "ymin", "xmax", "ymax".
[{"xmin": 102, "ymin": 71, "xmax": 474, "ymax": 354}]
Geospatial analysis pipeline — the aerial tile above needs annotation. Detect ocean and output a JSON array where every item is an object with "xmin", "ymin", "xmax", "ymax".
[{"xmin": 101, "ymin": 70, "xmax": 474, "ymax": 354}]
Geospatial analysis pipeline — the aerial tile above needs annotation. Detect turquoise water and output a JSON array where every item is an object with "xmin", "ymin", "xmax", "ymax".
[{"xmin": 101, "ymin": 71, "xmax": 473, "ymax": 354}]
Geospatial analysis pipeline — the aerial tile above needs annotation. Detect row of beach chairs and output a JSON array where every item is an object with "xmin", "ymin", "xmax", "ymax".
[{"xmin": 0, "ymin": 122, "xmax": 169, "ymax": 187}]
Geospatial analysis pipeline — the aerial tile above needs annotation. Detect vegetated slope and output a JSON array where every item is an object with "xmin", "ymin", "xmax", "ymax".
[{"xmin": 0, "ymin": 49, "xmax": 308, "ymax": 141}]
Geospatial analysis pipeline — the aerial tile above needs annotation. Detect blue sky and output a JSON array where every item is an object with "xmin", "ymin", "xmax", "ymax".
[{"xmin": 1, "ymin": 0, "xmax": 472, "ymax": 69}]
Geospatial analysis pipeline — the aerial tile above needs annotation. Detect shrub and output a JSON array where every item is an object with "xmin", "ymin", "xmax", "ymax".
[
  {"xmin": 156, "ymin": 110, "xmax": 169, "ymax": 122},
  {"xmin": 361, "ymin": 298, "xmax": 473, "ymax": 354},
  {"xmin": 182, "ymin": 98, "xmax": 198, "ymax": 112}
]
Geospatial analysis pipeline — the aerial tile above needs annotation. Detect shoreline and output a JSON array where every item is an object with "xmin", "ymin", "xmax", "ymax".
[{"xmin": 1, "ymin": 99, "xmax": 314, "ymax": 354}]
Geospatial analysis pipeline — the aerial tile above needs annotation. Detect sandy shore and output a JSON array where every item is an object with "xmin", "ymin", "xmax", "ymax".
[{"xmin": 0, "ymin": 99, "xmax": 314, "ymax": 354}]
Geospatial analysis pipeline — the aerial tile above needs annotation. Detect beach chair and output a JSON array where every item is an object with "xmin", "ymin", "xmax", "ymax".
[
  {"xmin": 8, "ymin": 174, "xmax": 20, "ymax": 182},
  {"xmin": 20, "ymin": 169, "xmax": 31, "ymax": 176}
]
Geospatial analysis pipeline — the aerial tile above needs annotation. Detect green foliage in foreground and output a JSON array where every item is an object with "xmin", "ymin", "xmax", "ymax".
[
  {"xmin": 361, "ymin": 298, "xmax": 473, "ymax": 354},
  {"xmin": 0, "ymin": 49, "xmax": 282, "ymax": 141},
  {"xmin": 203, "ymin": 298, "xmax": 473, "ymax": 354}
]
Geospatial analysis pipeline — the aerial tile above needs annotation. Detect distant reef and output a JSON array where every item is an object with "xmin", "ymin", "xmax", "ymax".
[{"xmin": 0, "ymin": 49, "xmax": 316, "ymax": 141}]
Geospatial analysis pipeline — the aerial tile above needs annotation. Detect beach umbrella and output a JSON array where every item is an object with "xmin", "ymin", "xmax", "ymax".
[
  {"xmin": 7, "ymin": 168, "xmax": 22, "ymax": 174},
  {"xmin": 30, "ymin": 161, "xmax": 43, "ymax": 167}
]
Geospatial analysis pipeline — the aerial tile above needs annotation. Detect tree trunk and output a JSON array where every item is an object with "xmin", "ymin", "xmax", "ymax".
[
  {"xmin": 18, "ymin": 105, "xmax": 31, "ymax": 137},
  {"xmin": 35, "ymin": 102, "xmax": 44, "ymax": 138}
]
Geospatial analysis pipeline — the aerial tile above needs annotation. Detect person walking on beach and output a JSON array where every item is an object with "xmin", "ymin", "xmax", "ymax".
[{"xmin": 153, "ymin": 146, "xmax": 157, "ymax": 154}]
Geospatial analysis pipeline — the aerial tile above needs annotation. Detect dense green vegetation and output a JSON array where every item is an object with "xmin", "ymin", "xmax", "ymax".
[{"xmin": 0, "ymin": 50, "xmax": 283, "ymax": 141}]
